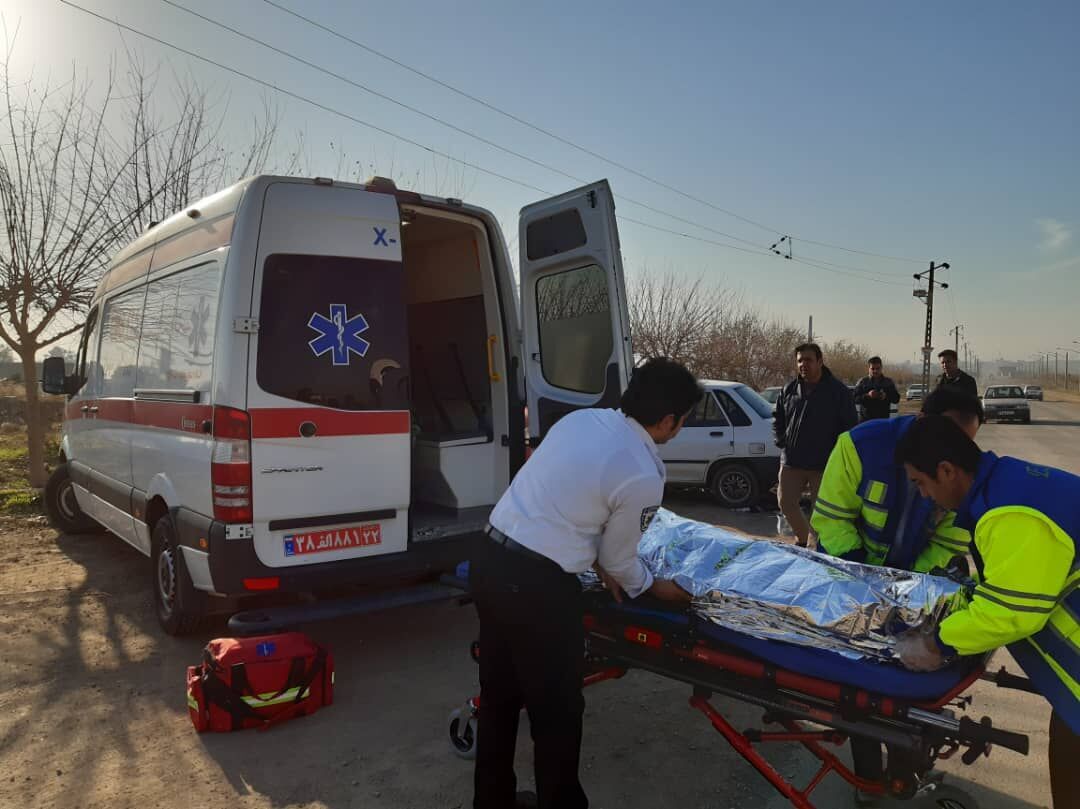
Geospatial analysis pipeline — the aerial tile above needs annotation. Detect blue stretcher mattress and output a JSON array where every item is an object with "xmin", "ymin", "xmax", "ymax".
[{"xmin": 607, "ymin": 601, "xmax": 979, "ymax": 702}]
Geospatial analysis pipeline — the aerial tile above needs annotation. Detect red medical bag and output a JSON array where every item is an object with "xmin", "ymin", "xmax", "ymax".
[{"xmin": 186, "ymin": 632, "xmax": 334, "ymax": 732}]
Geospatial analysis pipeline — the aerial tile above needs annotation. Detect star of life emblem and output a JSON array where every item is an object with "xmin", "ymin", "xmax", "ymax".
[{"xmin": 307, "ymin": 303, "xmax": 370, "ymax": 366}]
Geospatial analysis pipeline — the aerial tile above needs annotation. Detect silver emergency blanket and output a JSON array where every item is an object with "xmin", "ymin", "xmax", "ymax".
[{"xmin": 610, "ymin": 509, "xmax": 961, "ymax": 661}]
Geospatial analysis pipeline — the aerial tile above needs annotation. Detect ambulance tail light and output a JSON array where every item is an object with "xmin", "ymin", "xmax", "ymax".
[{"xmin": 211, "ymin": 406, "xmax": 252, "ymax": 523}]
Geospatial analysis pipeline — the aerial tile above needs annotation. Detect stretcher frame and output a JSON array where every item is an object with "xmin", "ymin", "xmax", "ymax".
[{"xmin": 449, "ymin": 596, "xmax": 1032, "ymax": 809}]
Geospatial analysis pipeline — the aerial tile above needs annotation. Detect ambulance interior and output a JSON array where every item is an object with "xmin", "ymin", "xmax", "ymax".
[{"xmin": 401, "ymin": 206, "xmax": 510, "ymax": 539}]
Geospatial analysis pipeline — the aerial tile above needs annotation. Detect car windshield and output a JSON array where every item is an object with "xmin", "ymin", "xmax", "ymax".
[
  {"xmin": 986, "ymin": 387, "xmax": 1023, "ymax": 399},
  {"xmin": 734, "ymin": 385, "xmax": 776, "ymax": 419}
]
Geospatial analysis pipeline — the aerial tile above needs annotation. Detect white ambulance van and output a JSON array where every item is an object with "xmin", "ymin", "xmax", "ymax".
[{"xmin": 42, "ymin": 176, "xmax": 633, "ymax": 634}]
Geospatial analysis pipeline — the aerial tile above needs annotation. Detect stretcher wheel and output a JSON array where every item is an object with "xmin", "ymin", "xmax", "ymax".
[
  {"xmin": 917, "ymin": 783, "xmax": 979, "ymax": 809},
  {"xmin": 447, "ymin": 707, "xmax": 477, "ymax": 759}
]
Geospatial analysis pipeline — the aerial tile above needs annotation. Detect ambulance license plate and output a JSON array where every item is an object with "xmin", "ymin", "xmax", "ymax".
[{"xmin": 284, "ymin": 524, "xmax": 382, "ymax": 556}]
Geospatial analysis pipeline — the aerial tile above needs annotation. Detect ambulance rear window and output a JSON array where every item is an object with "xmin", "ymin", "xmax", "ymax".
[{"xmin": 256, "ymin": 254, "xmax": 410, "ymax": 411}]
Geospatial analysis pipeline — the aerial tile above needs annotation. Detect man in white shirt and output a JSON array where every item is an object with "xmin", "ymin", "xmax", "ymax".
[{"xmin": 471, "ymin": 357, "xmax": 702, "ymax": 809}]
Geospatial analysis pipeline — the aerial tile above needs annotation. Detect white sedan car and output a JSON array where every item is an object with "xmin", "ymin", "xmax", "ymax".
[{"xmin": 982, "ymin": 385, "xmax": 1031, "ymax": 424}]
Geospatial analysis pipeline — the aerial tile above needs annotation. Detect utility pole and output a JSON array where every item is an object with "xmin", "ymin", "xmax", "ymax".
[
  {"xmin": 950, "ymin": 324, "xmax": 964, "ymax": 356},
  {"xmin": 913, "ymin": 261, "xmax": 950, "ymax": 395},
  {"xmin": 808, "ymin": 315, "xmax": 814, "ymax": 343}
]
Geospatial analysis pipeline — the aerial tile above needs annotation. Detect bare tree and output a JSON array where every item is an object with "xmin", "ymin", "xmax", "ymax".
[
  {"xmin": 627, "ymin": 267, "xmax": 873, "ymax": 390},
  {"xmin": 0, "ymin": 42, "xmax": 283, "ymax": 487},
  {"xmin": 0, "ymin": 51, "xmax": 152, "ymax": 486},
  {"xmin": 629, "ymin": 270, "xmax": 736, "ymax": 373},
  {"xmin": 820, "ymin": 339, "xmax": 873, "ymax": 385},
  {"xmin": 106, "ymin": 55, "xmax": 282, "ymax": 239}
]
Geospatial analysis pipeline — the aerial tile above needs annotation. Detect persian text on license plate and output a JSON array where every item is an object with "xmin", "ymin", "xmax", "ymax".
[{"xmin": 284, "ymin": 524, "xmax": 382, "ymax": 556}]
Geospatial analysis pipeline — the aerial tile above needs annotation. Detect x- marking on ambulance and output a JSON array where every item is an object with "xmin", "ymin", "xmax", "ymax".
[{"xmin": 42, "ymin": 175, "xmax": 633, "ymax": 634}]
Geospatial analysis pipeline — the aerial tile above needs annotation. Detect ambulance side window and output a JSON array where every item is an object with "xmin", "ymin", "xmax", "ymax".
[
  {"xmin": 535, "ymin": 264, "xmax": 613, "ymax": 394},
  {"xmin": 98, "ymin": 288, "xmax": 146, "ymax": 397},
  {"xmin": 136, "ymin": 262, "xmax": 221, "ymax": 393},
  {"xmin": 73, "ymin": 307, "xmax": 100, "ymax": 395}
]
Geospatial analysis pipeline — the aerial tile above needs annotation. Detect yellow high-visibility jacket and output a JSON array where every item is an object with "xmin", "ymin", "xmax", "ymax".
[
  {"xmin": 936, "ymin": 453, "xmax": 1080, "ymax": 734},
  {"xmin": 812, "ymin": 417, "xmax": 970, "ymax": 573}
]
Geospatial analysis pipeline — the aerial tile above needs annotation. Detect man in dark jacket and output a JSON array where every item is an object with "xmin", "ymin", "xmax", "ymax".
[
  {"xmin": 935, "ymin": 349, "xmax": 978, "ymax": 397},
  {"xmin": 853, "ymin": 356, "xmax": 900, "ymax": 422},
  {"xmin": 773, "ymin": 343, "xmax": 857, "ymax": 547}
]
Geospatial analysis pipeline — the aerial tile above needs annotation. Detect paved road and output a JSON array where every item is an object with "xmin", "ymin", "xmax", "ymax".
[{"xmin": 2, "ymin": 400, "xmax": 1077, "ymax": 809}]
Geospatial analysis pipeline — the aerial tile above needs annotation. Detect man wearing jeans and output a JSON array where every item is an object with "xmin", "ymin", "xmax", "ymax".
[{"xmin": 772, "ymin": 343, "xmax": 857, "ymax": 547}]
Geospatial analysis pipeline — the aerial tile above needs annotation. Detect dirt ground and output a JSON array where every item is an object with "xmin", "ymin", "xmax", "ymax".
[{"xmin": 0, "ymin": 499, "xmax": 1049, "ymax": 809}]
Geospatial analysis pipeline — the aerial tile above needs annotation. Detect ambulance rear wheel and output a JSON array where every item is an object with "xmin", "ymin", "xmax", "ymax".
[
  {"xmin": 151, "ymin": 515, "xmax": 204, "ymax": 636},
  {"xmin": 43, "ymin": 463, "xmax": 104, "ymax": 535},
  {"xmin": 709, "ymin": 462, "xmax": 760, "ymax": 509},
  {"xmin": 447, "ymin": 708, "xmax": 477, "ymax": 759}
]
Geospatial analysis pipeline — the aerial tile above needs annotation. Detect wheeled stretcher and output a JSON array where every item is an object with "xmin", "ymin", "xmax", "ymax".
[{"xmin": 448, "ymin": 591, "xmax": 1033, "ymax": 809}]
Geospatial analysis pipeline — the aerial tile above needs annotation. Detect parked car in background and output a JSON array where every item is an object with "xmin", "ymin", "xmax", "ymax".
[
  {"xmin": 982, "ymin": 385, "xmax": 1031, "ymax": 423},
  {"xmin": 906, "ymin": 383, "xmax": 926, "ymax": 400},
  {"xmin": 659, "ymin": 381, "xmax": 780, "ymax": 509},
  {"xmin": 760, "ymin": 386, "xmax": 783, "ymax": 405},
  {"xmin": 1024, "ymin": 385, "xmax": 1044, "ymax": 401}
]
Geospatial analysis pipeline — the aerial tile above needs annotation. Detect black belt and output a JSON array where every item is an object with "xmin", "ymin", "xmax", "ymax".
[{"xmin": 485, "ymin": 524, "xmax": 557, "ymax": 567}]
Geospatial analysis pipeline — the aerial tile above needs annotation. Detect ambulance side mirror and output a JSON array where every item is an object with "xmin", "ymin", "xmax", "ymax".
[{"xmin": 41, "ymin": 356, "xmax": 68, "ymax": 396}]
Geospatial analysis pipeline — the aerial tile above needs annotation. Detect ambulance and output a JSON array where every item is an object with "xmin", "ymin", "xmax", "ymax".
[{"xmin": 42, "ymin": 176, "xmax": 632, "ymax": 634}]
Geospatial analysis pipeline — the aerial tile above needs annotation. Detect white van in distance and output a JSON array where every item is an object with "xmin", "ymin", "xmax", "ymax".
[{"xmin": 42, "ymin": 175, "xmax": 634, "ymax": 634}]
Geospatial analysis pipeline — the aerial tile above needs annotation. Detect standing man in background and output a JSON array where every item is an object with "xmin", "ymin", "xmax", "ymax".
[
  {"xmin": 773, "ymin": 343, "xmax": 857, "ymax": 548},
  {"xmin": 471, "ymin": 357, "xmax": 701, "ymax": 809},
  {"xmin": 935, "ymin": 349, "xmax": 978, "ymax": 397},
  {"xmin": 853, "ymin": 356, "xmax": 900, "ymax": 422}
]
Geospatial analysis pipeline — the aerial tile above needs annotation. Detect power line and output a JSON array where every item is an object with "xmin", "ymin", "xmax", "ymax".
[
  {"xmin": 160, "ymin": 0, "xmax": 913, "ymax": 283},
  {"xmin": 257, "ymin": 0, "xmax": 932, "ymax": 265},
  {"xmin": 155, "ymin": 0, "xmax": 777, "ymax": 254},
  {"xmin": 60, "ymin": 1, "xmax": 914, "ymax": 288}
]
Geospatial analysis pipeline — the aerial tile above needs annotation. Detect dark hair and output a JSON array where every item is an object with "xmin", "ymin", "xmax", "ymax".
[
  {"xmin": 937, "ymin": 349, "xmax": 958, "ymax": 361},
  {"xmin": 621, "ymin": 357, "xmax": 703, "ymax": 427},
  {"xmin": 921, "ymin": 388, "xmax": 985, "ymax": 424},
  {"xmin": 867, "ymin": 356, "xmax": 882, "ymax": 366},
  {"xmin": 794, "ymin": 343, "xmax": 822, "ymax": 360},
  {"xmin": 894, "ymin": 415, "xmax": 982, "ymax": 478}
]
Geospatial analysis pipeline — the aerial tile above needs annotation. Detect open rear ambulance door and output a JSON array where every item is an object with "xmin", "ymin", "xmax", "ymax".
[{"xmin": 519, "ymin": 180, "xmax": 632, "ymax": 440}]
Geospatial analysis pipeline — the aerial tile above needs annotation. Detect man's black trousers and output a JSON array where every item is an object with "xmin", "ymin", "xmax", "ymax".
[{"xmin": 470, "ymin": 536, "xmax": 588, "ymax": 809}]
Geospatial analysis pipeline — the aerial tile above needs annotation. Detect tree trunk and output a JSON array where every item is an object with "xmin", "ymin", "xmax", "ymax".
[{"xmin": 19, "ymin": 348, "xmax": 48, "ymax": 489}]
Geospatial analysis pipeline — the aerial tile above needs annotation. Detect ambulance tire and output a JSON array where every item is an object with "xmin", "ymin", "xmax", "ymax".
[
  {"xmin": 709, "ymin": 462, "xmax": 760, "ymax": 509},
  {"xmin": 151, "ymin": 515, "xmax": 204, "ymax": 636},
  {"xmin": 447, "ymin": 707, "xmax": 477, "ymax": 759},
  {"xmin": 43, "ymin": 463, "xmax": 105, "ymax": 535}
]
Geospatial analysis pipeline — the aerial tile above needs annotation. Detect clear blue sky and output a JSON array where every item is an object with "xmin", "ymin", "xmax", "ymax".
[{"xmin": 4, "ymin": 0, "xmax": 1079, "ymax": 366}]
